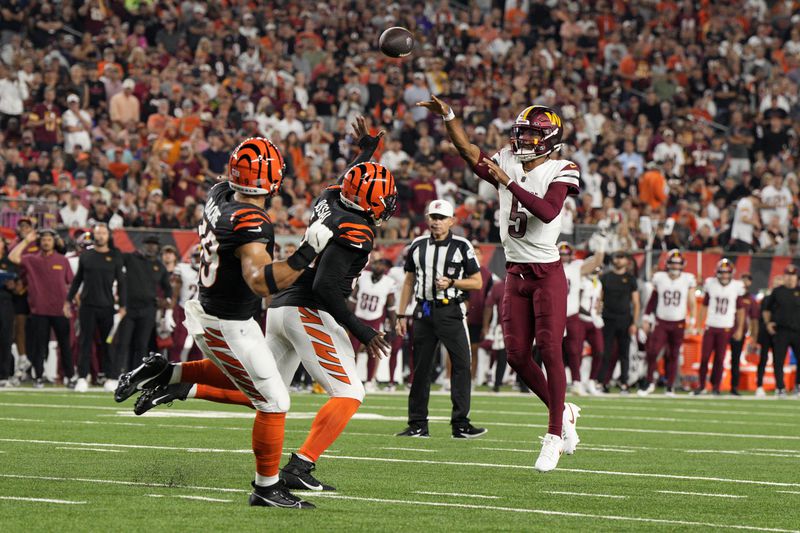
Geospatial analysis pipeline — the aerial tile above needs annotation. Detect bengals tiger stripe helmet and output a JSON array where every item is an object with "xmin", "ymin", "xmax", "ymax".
[
  {"xmin": 511, "ymin": 105, "xmax": 564, "ymax": 162},
  {"xmin": 340, "ymin": 162, "xmax": 397, "ymax": 225},
  {"xmin": 227, "ymin": 137, "xmax": 285, "ymax": 196}
]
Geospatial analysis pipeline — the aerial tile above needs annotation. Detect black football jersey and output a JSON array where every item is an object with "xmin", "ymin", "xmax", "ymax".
[
  {"xmin": 270, "ymin": 185, "xmax": 373, "ymax": 311},
  {"xmin": 198, "ymin": 181, "xmax": 274, "ymax": 320}
]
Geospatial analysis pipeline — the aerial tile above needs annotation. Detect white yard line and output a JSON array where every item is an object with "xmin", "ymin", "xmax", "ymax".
[
  {"xmin": 147, "ymin": 494, "xmax": 231, "ymax": 503},
  {"xmin": 0, "ymin": 496, "xmax": 86, "ymax": 504},
  {"xmin": 657, "ymin": 490, "xmax": 747, "ymax": 499},
  {"xmin": 0, "ymin": 473, "xmax": 792, "ymax": 532},
  {"xmin": 776, "ymin": 491, "xmax": 800, "ymax": 495},
  {"xmin": 380, "ymin": 447, "xmax": 437, "ymax": 453},
  {"xmin": 0, "ymin": 473, "xmax": 246, "ymax": 493},
  {"xmin": 477, "ymin": 446, "xmax": 635, "ymax": 454},
  {"xmin": 413, "ymin": 491, "xmax": 499, "ymax": 499},
  {"xmin": 0, "ymin": 438, "xmax": 251, "ymax": 454},
  {"xmin": 55, "ymin": 446, "xmax": 126, "ymax": 453},
  {"xmin": 545, "ymin": 491, "xmax": 627, "ymax": 499},
  {"xmin": 0, "ymin": 402, "xmax": 119, "ymax": 411},
  {"xmin": 685, "ymin": 450, "xmax": 800, "ymax": 459}
]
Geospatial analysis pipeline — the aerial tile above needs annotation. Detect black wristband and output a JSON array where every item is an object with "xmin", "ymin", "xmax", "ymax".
[
  {"xmin": 287, "ymin": 242, "xmax": 317, "ymax": 271},
  {"xmin": 263, "ymin": 263, "xmax": 279, "ymax": 294}
]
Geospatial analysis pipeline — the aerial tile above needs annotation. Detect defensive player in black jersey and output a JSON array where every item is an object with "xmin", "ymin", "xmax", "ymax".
[
  {"xmin": 115, "ymin": 137, "xmax": 333, "ymax": 509},
  {"xmin": 131, "ymin": 117, "xmax": 396, "ymax": 494}
]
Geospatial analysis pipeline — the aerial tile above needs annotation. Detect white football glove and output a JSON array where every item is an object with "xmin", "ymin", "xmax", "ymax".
[{"xmin": 303, "ymin": 220, "xmax": 334, "ymax": 254}]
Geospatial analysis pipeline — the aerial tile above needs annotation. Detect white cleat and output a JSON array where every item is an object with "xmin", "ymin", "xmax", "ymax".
[
  {"xmin": 584, "ymin": 380, "xmax": 600, "ymax": 396},
  {"xmin": 561, "ymin": 403, "xmax": 581, "ymax": 455},
  {"xmin": 755, "ymin": 387, "xmax": 766, "ymax": 398},
  {"xmin": 103, "ymin": 379, "xmax": 119, "ymax": 393},
  {"xmin": 364, "ymin": 380, "xmax": 378, "ymax": 393},
  {"xmin": 570, "ymin": 382, "xmax": 584, "ymax": 397},
  {"xmin": 535, "ymin": 433, "xmax": 564, "ymax": 472},
  {"xmin": 637, "ymin": 383, "xmax": 655, "ymax": 397},
  {"xmin": 74, "ymin": 378, "xmax": 89, "ymax": 393}
]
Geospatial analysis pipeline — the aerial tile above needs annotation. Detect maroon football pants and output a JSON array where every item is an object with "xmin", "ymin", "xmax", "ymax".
[
  {"xmin": 563, "ymin": 315, "xmax": 583, "ymax": 383},
  {"xmin": 581, "ymin": 320, "xmax": 605, "ymax": 381},
  {"xmin": 502, "ymin": 261, "xmax": 567, "ymax": 436},
  {"xmin": 699, "ymin": 327, "xmax": 731, "ymax": 391},
  {"xmin": 646, "ymin": 319, "xmax": 685, "ymax": 387}
]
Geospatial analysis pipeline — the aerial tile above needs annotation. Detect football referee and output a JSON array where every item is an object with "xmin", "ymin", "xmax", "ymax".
[
  {"xmin": 395, "ymin": 200, "xmax": 486, "ymax": 439},
  {"xmin": 763, "ymin": 264, "xmax": 800, "ymax": 397}
]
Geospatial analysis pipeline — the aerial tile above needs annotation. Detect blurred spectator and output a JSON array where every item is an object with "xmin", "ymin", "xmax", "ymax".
[
  {"xmin": 730, "ymin": 190, "xmax": 762, "ymax": 253},
  {"xmin": 0, "ymin": 238, "xmax": 17, "ymax": 385}
]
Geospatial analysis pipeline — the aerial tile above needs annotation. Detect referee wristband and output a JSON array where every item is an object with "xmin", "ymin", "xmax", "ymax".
[
  {"xmin": 263, "ymin": 263, "xmax": 279, "ymax": 295},
  {"xmin": 287, "ymin": 242, "xmax": 317, "ymax": 271},
  {"xmin": 443, "ymin": 109, "xmax": 455, "ymax": 121}
]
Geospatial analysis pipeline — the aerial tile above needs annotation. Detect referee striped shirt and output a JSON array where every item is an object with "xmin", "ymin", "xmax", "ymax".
[{"xmin": 405, "ymin": 232, "xmax": 480, "ymax": 301}]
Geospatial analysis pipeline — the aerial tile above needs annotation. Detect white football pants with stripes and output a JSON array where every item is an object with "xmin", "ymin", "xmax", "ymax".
[
  {"xmin": 266, "ymin": 306, "xmax": 365, "ymax": 402},
  {"xmin": 183, "ymin": 300, "xmax": 289, "ymax": 413}
]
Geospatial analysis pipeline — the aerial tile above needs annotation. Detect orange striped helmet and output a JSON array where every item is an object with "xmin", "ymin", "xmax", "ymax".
[
  {"xmin": 340, "ymin": 162, "xmax": 397, "ymax": 224},
  {"xmin": 227, "ymin": 137, "xmax": 285, "ymax": 196}
]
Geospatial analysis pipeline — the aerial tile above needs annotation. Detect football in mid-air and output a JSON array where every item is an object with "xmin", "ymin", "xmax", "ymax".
[{"xmin": 379, "ymin": 27, "xmax": 414, "ymax": 58}]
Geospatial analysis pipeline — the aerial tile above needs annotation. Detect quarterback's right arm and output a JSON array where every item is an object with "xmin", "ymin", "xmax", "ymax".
[{"xmin": 238, "ymin": 221, "xmax": 332, "ymax": 297}]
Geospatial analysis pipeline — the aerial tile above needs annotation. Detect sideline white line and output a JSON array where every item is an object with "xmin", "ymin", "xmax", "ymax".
[
  {"xmin": 0, "ymin": 473, "xmax": 791, "ymax": 532},
  {"xmin": 414, "ymin": 491, "xmax": 499, "ymax": 499},
  {"xmin": 545, "ymin": 491, "xmax": 627, "ymax": 499},
  {"xmin": 657, "ymin": 490, "xmax": 747, "ymax": 499},
  {"xmin": 55, "ymin": 446, "xmax": 126, "ymax": 453},
  {"xmin": 0, "ymin": 496, "xmax": 86, "ymax": 504},
  {"xmin": 147, "ymin": 494, "xmax": 232, "ymax": 503},
  {"xmin": 380, "ymin": 447, "xmax": 437, "ymax": 453}
]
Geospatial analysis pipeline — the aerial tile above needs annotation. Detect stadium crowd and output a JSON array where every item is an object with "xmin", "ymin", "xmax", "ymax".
[{"xmin": 0, "ymin": 0, "xmax": 798, "ymax": 255}]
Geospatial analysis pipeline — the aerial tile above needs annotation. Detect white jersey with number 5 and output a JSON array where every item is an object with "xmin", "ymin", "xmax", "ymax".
[
  {"xmin": 353, "ymin": 271, "xmax": 396, "ymax": 321},
  {"xmin": 563, "ymin": 259, "xmax": 584, "ymax": 317},
  {"xmin": 173, "ymin": 262, "xmax": 199, "ymax": 307},
  {"xmin": 703, "ymin": 277, "xmax": 744, "ymax": 329},
  {"xmin": 491, "ymin": 147, "xmax": 580, "ymax": 263},
  {"xmin": 652, "ymin": 271, "xmax": 696, "ymax": 321}
]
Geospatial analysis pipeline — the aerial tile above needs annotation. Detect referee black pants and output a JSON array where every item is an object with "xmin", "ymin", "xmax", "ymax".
[
  {"xmin": 729, "ymin": 337, "xmax": 745, "ymax": 391},
  {"xmin": 0, "ymin": 298, "xmax": 14, "ymax": 379},
  {"xmin": 29, "ymin": 315, "xmax": 73, "ymax": 380},
  {"xmin": 408, "ymin": 304, "xmax": 472, "ymax": 429},
  {"xmin": 598, "ymin": 315, "xmax": 632, "ymax": 386},
  {"xmin": 116, "ymin": 305, "xmax": 157, "ymax": 377},
  {"xmin": 772, "ymin": 329, "xmax": 800, "ymax": 391}
]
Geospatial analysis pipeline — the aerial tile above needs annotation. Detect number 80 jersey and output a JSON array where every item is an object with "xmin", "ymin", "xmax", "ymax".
[
  {"xmin": 491, "ymin": 147, "xmax": 580, "ymax": 264},
  {"xmin": 198, "ymin": 182, "xmax": 275, "ymax": 320}
]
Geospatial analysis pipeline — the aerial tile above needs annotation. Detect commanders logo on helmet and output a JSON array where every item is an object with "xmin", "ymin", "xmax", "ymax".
[
  {"xmin": 666, "ymin": 249, "xmax": 685, "ymax": 272},
  {"xmin": 228, "ymin": 137, "xmax": 285, "ymax": 196},
  {"xmin": 340, "ymin": 162, "xmax": 397, "ymax": 225},
  {"xmin": 75, "ymin": 231, "xmax": 93, "ymax": 250},
  {"xmin": 716, "ymin": 258, "xmax": 734, "ymax": 284},
  {"xmin": 558, "ymin": 241, "xmax": 573, "ymax": 257},
  {"xmin": 511, "ymin": 105, "xmax": 564, "ymax": 162},
  {"xmin": 190, "ymin": 243, "xmax": 202, "ymax": 270}
]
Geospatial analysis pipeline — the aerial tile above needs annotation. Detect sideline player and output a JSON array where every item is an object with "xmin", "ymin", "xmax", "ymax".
[
  {"xmin": 559, "ymin": 241, "xmax": 604, "ymax": 395},
  {"xmin": 116, "ymin": 137, "xmax": 332, "ymax": 508},
  {"xmin": 170, "ymin": 244, "xmax": 202, "ymax": 362},
  {"xmin": 421, "ymin": 95, "xmax": 581, "ymax": 472},
  {"xmin": 638, "ymin": 250, "xmax": 697, "ymax": 396},
  {"xmin": 349, "ymin": 257, "xmax": 397, "ymax": 391},
  {"xmin": 695, "ymin": 259, "xmax": 744, "ymax": 395},
  {"xmin": 577, "ymin": 266, "xmax": 605, "ymax": 395}
]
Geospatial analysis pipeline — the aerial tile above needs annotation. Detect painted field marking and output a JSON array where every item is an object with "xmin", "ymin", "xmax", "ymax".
[
  {"xmin": 380, "ymin": 447, "xmax": 436, "ymax": 453},
  {"xmin": 776, "ymin": 491, "xmax": 800, "ymax": 495},
  {"xmin": 477, "ymin": 446, "xmax": 635, "ymax": 454},
  {"xmin": 0, "ymin": 496, "xmax": 86, "ymax": 505},
  {"xmin": 414, "ymin": 491, "xmax": 499, "ymax": 499},
  {"xmin": 657, "ymin": 490, "xmax": 747, "ymax": 499},
  {"xmin": 147, "ymin": 494, "xmax": 232, "ymax": 503},
  {"xmin": 0, "ymin": 473, "xmax": 792, "ymax": 533},
  {"xmin": 0, "ymin": 438, "xmax": 251, "ymax": 454},
  {"xmin": 545, "ymin": 491, "xmax": 627, "ymax": 499},
  {"xmin": 55, "ymin": 446, "xmax": 126, "ymax": 453}
]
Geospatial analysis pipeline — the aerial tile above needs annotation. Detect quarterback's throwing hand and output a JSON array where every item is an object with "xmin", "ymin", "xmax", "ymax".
[
  {"xmin": 416, "ymin": 94, "xmax": 450, "ymax": 116},
  {"xmin": 484, "ymin": 159, "xmax": 511, "ymax": 186},
  {"xmin": 303, "ymin": 220, "xmax": 334, "ymax": 254}
]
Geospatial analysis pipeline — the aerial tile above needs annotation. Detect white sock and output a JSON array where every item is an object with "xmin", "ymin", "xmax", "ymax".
[
  {"xmin": 254, "ymin": 473, "xmax": 279, "ymax": 488},
  {"xmin": 186, "ymin": 384, "xmax": 197, "ymax": 398},
  {"xmin": 295, "ymin": 452, "xmax": 313, "ymax": 463},
  {"xmin": 168, "ymin": 365, "xmax": 181, "ymax": 385}
]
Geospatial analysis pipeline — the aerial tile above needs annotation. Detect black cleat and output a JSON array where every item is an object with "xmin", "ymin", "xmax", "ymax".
[
  {"xmin": 115, "ymin": 352, "xmax": 171, "ymax": 403},
  {"xmin": 395, "ymin": 426, "xmax": 430, "ymax": 438},
  {"xmin": 280, "ymin": 453, "xmax": 335, "ymax": 491},
  {"xmin": 452, "ymin": 424, "xmax": 487, "ymax": 439},
  {"xmin": 248, "ymin": 480, "xmax": 315, "ymax": 509},
  {"xmin": 134, "ymin": 383, "xmax": 192, "ymax": 415},
  {"xmin": 730, "ymin": 389, "xmax": 741, "ymax": 396}
]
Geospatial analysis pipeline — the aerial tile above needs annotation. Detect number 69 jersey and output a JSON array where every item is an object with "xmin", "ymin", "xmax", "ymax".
[
  {"xmin": 651, "ymin": 271, "xmax": 697, "ymax": 322},
  {"xmin": 198, "ymin": 181, "xmax": 274, "ymax": 320},
  {"xmin": 703, "ymin": 277, "xmax": 744, "ymax": 329},
  {"xmin": 491, "ymin": 147, "xmax": 580, "ymax": 264}
]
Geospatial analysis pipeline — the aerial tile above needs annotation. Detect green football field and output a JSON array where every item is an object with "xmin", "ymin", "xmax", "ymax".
[{"xmin": 1, "ymin": 388, "xmax": 799, "ymax": 532}]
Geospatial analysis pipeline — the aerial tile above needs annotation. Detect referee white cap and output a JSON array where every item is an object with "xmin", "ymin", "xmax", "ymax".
[{"xmin": 427, "ymin": 199, "xmax": 454, "ymax": 217}]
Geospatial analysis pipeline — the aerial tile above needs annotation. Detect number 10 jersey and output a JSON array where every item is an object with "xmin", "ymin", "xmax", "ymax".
[{"xmin": 491, "ymin": 146, "xmax": 580, "ymax": 264}]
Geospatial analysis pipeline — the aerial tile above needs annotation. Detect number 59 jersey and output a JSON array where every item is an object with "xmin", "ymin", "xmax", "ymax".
[
  {"xmin": 198, "ymin": 181, "xmax": 274, "ymax": 320},
  {"xmin": 652, "ymin": 271, "xmax": 696, "ymax": 322},
  {"xmin": 703, "ymin": 277, "xmax": 744, "ymax": 329},
  {"xmin": 491, "ymin": 147, "xmax": 580, "ymax": 264}
]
